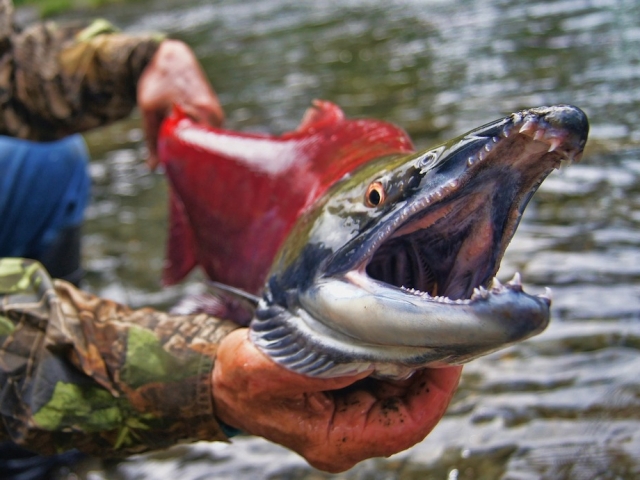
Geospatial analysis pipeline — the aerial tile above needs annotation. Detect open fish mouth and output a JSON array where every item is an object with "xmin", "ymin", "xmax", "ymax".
[
  {"xmin": 364, "ymin": 106, "xmax": 587, "ymax": 302},
  {"xmin": 252, "ymin": 105, "xmax": 589, "ymax": 379}
]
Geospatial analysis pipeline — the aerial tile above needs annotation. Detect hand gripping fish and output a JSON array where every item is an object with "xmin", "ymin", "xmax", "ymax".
[{"xmin": 159, "ymin": 102, "xmax": 589, "ymax": 379}]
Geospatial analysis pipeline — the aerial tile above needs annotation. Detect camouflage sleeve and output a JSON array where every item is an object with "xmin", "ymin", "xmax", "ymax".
[
  {"xmin": 0, "ymin": 258, "xmax": 240, "ymax": 457},
  {"xmin": 0, "ymin": 0, "xmax": 162, "ymax": 140}
]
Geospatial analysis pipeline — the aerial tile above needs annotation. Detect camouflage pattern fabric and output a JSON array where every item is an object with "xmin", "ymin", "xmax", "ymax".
[
  {"xmin": 0, "ymin": 259, "xmax": 240, "ymax": 457},
  {"xmin": 0, "ymin": 0, "xmax": 161, "ymax": 140}
]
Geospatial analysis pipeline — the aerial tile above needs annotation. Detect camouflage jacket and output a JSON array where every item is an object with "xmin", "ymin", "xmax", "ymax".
[
  {"xmin": 0, "ymin": 259, "xmax": 240, "ymax": 457},
  {"xmin": 0, "ymin": 0, "xmax": 161, "ymax": 140}
]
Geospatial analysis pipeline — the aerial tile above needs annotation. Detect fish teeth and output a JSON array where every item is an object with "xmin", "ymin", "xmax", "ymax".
[
  {"xmin": 401, "ymin": 286, "xmax": 464, "ymax": 304},
  {"xmin": 490, "ymin": 276, "xmax": 503, "ymax": 291},
  {"xmin": 564, "ymin": 150, "xmax": 583, "ymax": 164},
  {"xmin": 547, "ymin": 138, "xmax": 563, "ymax": 152},
  {"xmin": 507, "ymin": 272, "xmax": 523, "ymax": 291},
  {"xmin": 401, "ymin": 286, "xmax": 423, "ymax": 296},
  {"xmin": 537, "ymin": 287, "xmax": 553, "ymax": 306},
  {"xmin": 471, "ymin": 286, "xmax": 489, "ymax": 300},
  {"xmin": 519, "ymin": 118, "xmax": 538, "ymax": 135}
]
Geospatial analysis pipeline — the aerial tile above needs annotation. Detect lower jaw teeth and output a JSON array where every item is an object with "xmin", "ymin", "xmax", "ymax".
[
  {"xmin": 472, "ymin": 286, "xmax": 490, "ymax": 300},
  {"xmin": 399, "ymin": 272, "xmax": 551, "ymax": 305}
]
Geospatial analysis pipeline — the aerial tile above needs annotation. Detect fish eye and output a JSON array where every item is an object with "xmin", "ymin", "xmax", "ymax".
[{"xmin": 365, "ymin": 181, "xmax": 386, "ymax": 207}]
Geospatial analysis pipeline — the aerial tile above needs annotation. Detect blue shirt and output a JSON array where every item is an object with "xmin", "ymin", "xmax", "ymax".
[{"xmin": 0, "ymin": 135, "xmax": 90, "ymax": 257}]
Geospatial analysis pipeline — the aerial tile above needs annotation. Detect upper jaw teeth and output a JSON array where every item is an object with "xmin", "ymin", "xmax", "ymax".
[
  {"xmin": 399, "ymin": 271, "xmax": 552, "ymax": 305},
  {"xmin": 466, "ymin": 120, "xmax": 577, "ymax": 170},
  {"xmin": 512, "ymin": 111, "xmax": 583, "ymax": 164}
]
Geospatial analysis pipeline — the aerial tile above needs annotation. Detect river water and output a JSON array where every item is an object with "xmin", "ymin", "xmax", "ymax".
[{"xmin": 49, "ymin": 0, "xmax": 640, "ymax": 478}]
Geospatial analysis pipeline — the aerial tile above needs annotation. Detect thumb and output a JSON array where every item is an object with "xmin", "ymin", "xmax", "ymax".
[{"xmin": 142, "ymin": 108, "xmax": 163, "ymax": 170}]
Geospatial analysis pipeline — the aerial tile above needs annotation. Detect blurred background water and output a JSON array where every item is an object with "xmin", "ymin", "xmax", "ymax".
[{"xmin": 42, "ymin": 0, "xmax": 640, "ymax": 478}]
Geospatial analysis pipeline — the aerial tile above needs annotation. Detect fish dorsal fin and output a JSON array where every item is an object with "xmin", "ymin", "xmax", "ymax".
[{"xmin": 294, "ymin": 99, "xmax": 345, "ymax": 133}]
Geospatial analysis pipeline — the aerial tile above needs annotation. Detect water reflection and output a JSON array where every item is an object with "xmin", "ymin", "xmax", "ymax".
[{"xmin": 51, "ymin": 0, "xmax": 640, "ymax": 477}]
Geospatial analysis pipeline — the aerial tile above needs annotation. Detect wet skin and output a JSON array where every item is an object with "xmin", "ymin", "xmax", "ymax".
[{"xmin": 212, "ymin": 329, "xmax": 462, "ymax": 473}]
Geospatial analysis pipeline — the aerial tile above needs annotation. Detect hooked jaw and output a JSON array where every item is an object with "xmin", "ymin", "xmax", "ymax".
[
  {"xmin": 252, "ymin": 105, "xmax": 589, "ymax": 379},
  {"xmin": 362, "ymin": 105, "xmax": 587, "ymax": 301}
]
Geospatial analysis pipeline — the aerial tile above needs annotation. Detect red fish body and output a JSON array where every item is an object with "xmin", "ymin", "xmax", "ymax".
[{"xmin": 158, "ymin": 101, "xmax": 414, "ymax": 293}]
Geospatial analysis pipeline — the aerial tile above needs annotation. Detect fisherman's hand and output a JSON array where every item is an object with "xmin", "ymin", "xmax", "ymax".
[
  {"xmin": 137, "ymin": 39, "xmax": 224, "ymax": 169},
  {"xmin": 212, "ymin": 329, "xmax": 462, "ymax": 473}
]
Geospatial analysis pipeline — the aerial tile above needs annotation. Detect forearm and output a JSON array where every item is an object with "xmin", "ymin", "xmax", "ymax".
[
  {"xmin": 0, "ymin": 259, "xmax": 239, "ymax": 457},
  {"xmin": 0, "ymin": 16, "xmax": 161, "ymax": 140}
]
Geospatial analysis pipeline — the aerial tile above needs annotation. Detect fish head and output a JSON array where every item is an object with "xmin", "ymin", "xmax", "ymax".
[{"xmin": 252, "ymin": 105, "xmax": 589, "ymax": 379}]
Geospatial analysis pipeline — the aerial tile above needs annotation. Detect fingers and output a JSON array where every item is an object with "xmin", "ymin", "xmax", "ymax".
[
  {"xmin": 401, "ymin": 367, "xmax": 461, "ymax": 429},
  {"xmin": 191, "ymin": 97, "xmax": 224, "ymax": 128},
  {"xmin": 150, "ymin": 40, "xmax": 224, "ymax": 125},
  {"xmin": 141, "ymin": 108, "xmax": 163, "ymax": 170},
  {"xmin": 215, "ymin": 329, "xmax": 370, "ymax": 396},
  {"xmin": 137, "ymin": 39, "xmax": 225, "ymax": 169},
  {"xmin": 411, "ymin": 365, "xmax": 463, "ymax": 412},
  {"xmin": 311, "ymin": 367, "xmax": 462, "ymax": 471},
  {"xmin": 212, "ymin": 329, "xmax": 462, "ymax": 473},
  {"xmin": 174, "ymin": 94, "xmax": 224, "ymax": 128}
]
